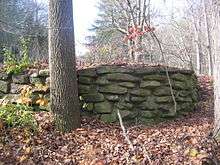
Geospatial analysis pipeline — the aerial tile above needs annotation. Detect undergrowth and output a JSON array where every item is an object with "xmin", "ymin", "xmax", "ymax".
[
  {"xmin": 2, "ymin": 37, "xmax": 31, "ymax": 74},
  {"xmin": 0, "ymin": 104, "xmax": 37, "ymax": 130}
]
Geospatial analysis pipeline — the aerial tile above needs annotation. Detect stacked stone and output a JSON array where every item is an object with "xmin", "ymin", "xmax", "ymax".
[
  {"xmin": 0, "ymin": 69, "xmax": 50, "ymax": 106},
  {"xmin": 0, "ymin": 72, "xmax": 11, "ymax": 99},
  {"xmin": 0, "ymin": 65, "xmax": 198, "ymax": 124},
  {"xmin": 78, "ymin": 65, "xmax": 198, "ymax": 124}
]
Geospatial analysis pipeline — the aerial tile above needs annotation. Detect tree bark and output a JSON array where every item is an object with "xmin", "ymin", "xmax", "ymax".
[
  {"xmin": 48, "ymin": 0, "xmax": 80, "ymax": 132},
  {"xmin": 203, "ymin": 0, "xmax": 214, "ymax": 76},
  {"xmin": 192, "ymin": 16, "xmax": 202, "ymax": 74},
  {"xmin": 213, "ymin": 1, "xmax": 220, "ymax": 139}
]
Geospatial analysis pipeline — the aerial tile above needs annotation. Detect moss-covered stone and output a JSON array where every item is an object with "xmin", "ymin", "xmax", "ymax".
[
  {"xmin": 130, "ymin": 89, "xmax": 151, "ymax": 96},
  {"xmin": 139, "ymin": 118, "xmax": 158, "ymax": 125},
  {"xmin": 12, "ymin": 74, "xmax": 29, "ymax": 84},
  {"xmin": 30, "ymin": 77, "xmax": 43, "ymax": 85},
  {"xmin": 158, "ymin": 104, "xmax": 176, "ymax": 117},
  {"xmin": 191, "ymin": 75, "xmax": 198, "ymax": 88},
  {"xmin": 95, "ymin": 77, "xmax": 110, "ymax": 85},
  {"xmin": 0, "ymin": 72, "xmax": 9, "ymax": 80},
  {"xmin": 155, "ymin": 96, "xmax": 173, "ymax": 103},
  {"xmin": 138, "ymin": 97, "xmax": 158, "ymax": 110},
  {"xmin": 0, "ymin": 92, "xmax": 5, "ymax": 98},
  {"xmin": 78, "ymin": 85, "xmax": 90, "ymax": 94},
  {"xmin": 78, "ymin": 68, "xmax": 97, "ymax": 77},
  {"xmin": 125, "ymin": 96, "xmax": 130, "ymax": 102},
  {"xmin": 116, "ymin": 102, "xmax": 133, "ymax": 110},
  {"xmin": 119, "ymin": 110, "xmax": 138, "ymax": 119},
  {"xmin": 97, "ymin": 66, "xmax": 134, "ymax": 74},
  {"xmin": 106, "ymin": 73, "xmax": 139, "ymax": 82},
  {"xmin": 78, "ymin": 76, "xmax": 93, "ymax": 85},
  {"xmin": 0, "ymin": 80, "xmax": 9, "ymax": 93},
  {"xmin": 100, "ymin": 111, "xmax": 118, "ymax": 123},
  {"xmin": 191, "ymin": 89, "xmax": 199, "ymax": 102},
  {"xmin": 4, "ymin": 94, "xmax": 20, "ymax": 103},
  {"xmin": 134, "ymin": 67, "xmax": 160, "ymax": 75},
  {"xmin": 82, "ymin": 93, "xmax": 105, "ymax": 103},
  {"xmin": 39, "ymin": 69, "xmax": 49, "ymax": 77},
  {"xmin": 153, "ymin": 87, "xmax": 172, "ymax": 96},
  {"xmin": 171, "ymin": 73, "xmax": 188, "ymax": 82},
  {"xmin": 140, "ymin": 111, "xmax": 157, "ymax": 118},
  {"xmin": 176, "ymin": 90, "xmax": 191, "ymax": 97},
  {"xmin": 176, "ymin": 96, "xmax": 192, "ymax": 102},
  {"xmin": 99, "ymin": 85, "xmax": 127, "ymax": 94},
  {"xmin": 140, "ymin": 81, "xmax": 161, "ymax": 88},
  {"xmin": 179, "ymin": 102, "xmax": 194, "ymax": 111},
  {"xmin": 185, "ymin": 79, "xmax": 194, "ymax": 90},
  {"xmin": 105, "ymin": 95, "xmax": 120, "ymax": 102},
  {"xmin": 160, "ymin": 111, "xmax": 176, "ymax": 118},
  {"xmin": 94, "ymin": 101, "xmax": 112, "ymax": 113},
  {"xmin": 84, "ymin": 103, "xmax": 94, "ymax": 111},
  {"xmin": 172, "ymin": 81, "xmax": 187, "ymax": 90},
  {"xmin": 0, "ymin": 65, "xmax": 197, "ymax": 124},
  {"xmin": 119, "ymin": 82, "xmax": 136, "ymax": 88},
  {"xmin": 143, "ymin": 74, "xmax": 167, "ymax": 81},
  {"xmin": 118, "ymin": 110, "xmax": 131, "ymax": 118},
  {"xmin": 130, "ymin": 96, "xmax": 146, "ymax": 102}
]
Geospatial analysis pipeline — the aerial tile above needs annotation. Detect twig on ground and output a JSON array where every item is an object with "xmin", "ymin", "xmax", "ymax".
[{"xmin": 117, "ymin": 109, "xmax": 134, "ymax": 151}]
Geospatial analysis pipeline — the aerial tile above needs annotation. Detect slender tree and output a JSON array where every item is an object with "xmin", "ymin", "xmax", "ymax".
[
  {"xmin": 213, "ymin": 1, "xmax": 220, "ymax": 139},
  {"xmin": 48, "ymin": 0, "xmax": 80, "ymax": 132}
]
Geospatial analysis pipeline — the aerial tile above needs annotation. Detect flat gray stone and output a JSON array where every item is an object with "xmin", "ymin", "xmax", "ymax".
[
  {"xmin": 106, "ymin": 73, "xmax": 139, "ymax": 82},
  {"xmin": 140, "ymin": 81, "xmax": 161, "ymax": 88},
  {"xmin": 82, "ymin": 93, "xmax": 105, "ymax": 103},
  {"xmin": 0, "ymin": 72, "xmax": 9, "ymax": 80},
  {"xmin": 39, "ymin": 69, "xmax": 50, "ymax": 77},
  {"xmin": 99, "ymin": 85, "xmax": 127, "ymax": 94},
  {"xmin": 105, "ymin": 95, "xmax": 120, "ymax": 102},
  {"xmin": 12, "ymin": 74, "xmax": 29, "ymax": 84},
  {"xmin": 130, "ymin": 89, "xmax": 151, "ymax": 96},
  {"xmin": 0, "ymin": 80, "xmax": 9, "ymax": 93},
  {"xmin": 97, "ymin": 66, "xmax": 134, "ymax": 74},
  {"xmin": 119, "ymin": 82, "xmax": 136, "ymax": 88},
  {"xmin": 94, "ymin": 101, "xmax": 112, "ymax": 113},
  {"xmin": 78, "ymin": 68, "xmax": 97, "ymax": 77}
]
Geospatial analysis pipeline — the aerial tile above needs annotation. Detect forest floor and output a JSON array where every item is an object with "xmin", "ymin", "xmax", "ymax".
[{"xmin": 0, "ymin": 76, "xmax": 219, "ymax": 165}]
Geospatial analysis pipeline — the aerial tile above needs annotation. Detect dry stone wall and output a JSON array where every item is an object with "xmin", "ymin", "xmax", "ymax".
[
  {"xmin": 78, "ymin": 65, "xmax": 198, "ymax": 124},
  {"xmin": 0, "ymin": 65, "xmax": 199, "ymax": 124}
]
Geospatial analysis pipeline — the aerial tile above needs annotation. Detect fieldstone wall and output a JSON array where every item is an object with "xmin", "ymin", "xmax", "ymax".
[
  {"xmin": 0, "ymin": 65, "xmax": 199, "ymax": 124},
  {"xmin": 78, "ymin": 65, "xmax": 198, "ymax": 124},
  {"xmin": 0, "ymin": 69, "xmax": 50, "ymax": 110}
]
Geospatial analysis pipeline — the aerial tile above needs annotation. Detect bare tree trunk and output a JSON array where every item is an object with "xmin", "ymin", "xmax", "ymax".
[
  {"xmin": 192, "ymin": 16, "xmax": 202, "ymax": 74},
  {"xmin": 203, "ymin": 0, "xmax": 214, "ymax": 76},
  {"xmin": 48, "ymin": 0, "xmax": 80, "ymax": 132},
  {"xmin": 213, "ymin": 1, "xmax": 220, "ymax": 139}
]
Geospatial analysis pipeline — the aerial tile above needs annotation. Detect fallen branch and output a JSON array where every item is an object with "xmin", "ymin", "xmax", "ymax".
[
  {"xmin": 117, "ymin": 109, "xmax": 152, "ymax": 164},
  {"xmin": 117, "ymin": 109, "xmax": 134, "ymax": 150}
]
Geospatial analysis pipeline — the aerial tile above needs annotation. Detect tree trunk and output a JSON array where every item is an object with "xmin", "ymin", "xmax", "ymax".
[
  {"xmin": 48, "ymin": 0, "xmax": 80, "ymax": 132},
  {"xmin": 192, "ymin": 16, "xmax": 202, "ymax": 74},
  {"xmin": 213, "ymin": 2, "xmax": 220, "ymax": 139},
  {"xmin": 203, "ymin": 0, "xmax": 214, "ymax": 76}
]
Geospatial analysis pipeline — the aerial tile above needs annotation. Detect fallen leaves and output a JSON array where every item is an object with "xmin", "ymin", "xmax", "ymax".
[{"xmin": 0, "ymin": 75, "xmax": 219, "ymax": 164}]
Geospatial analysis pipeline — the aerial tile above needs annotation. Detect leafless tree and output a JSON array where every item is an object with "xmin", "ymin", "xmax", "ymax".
[{"xmin": 212, "ymin": 0, "xmax": 220, "ymax": 139}]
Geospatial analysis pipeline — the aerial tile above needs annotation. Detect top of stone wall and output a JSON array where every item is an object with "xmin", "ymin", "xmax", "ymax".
[
  {"xmin": 0, "ymin": 64, "xmax": 195, "ymax": 77},
  {"xmin": 78, "ymin": 64, "xmax": 194, "ymax": 76}
]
